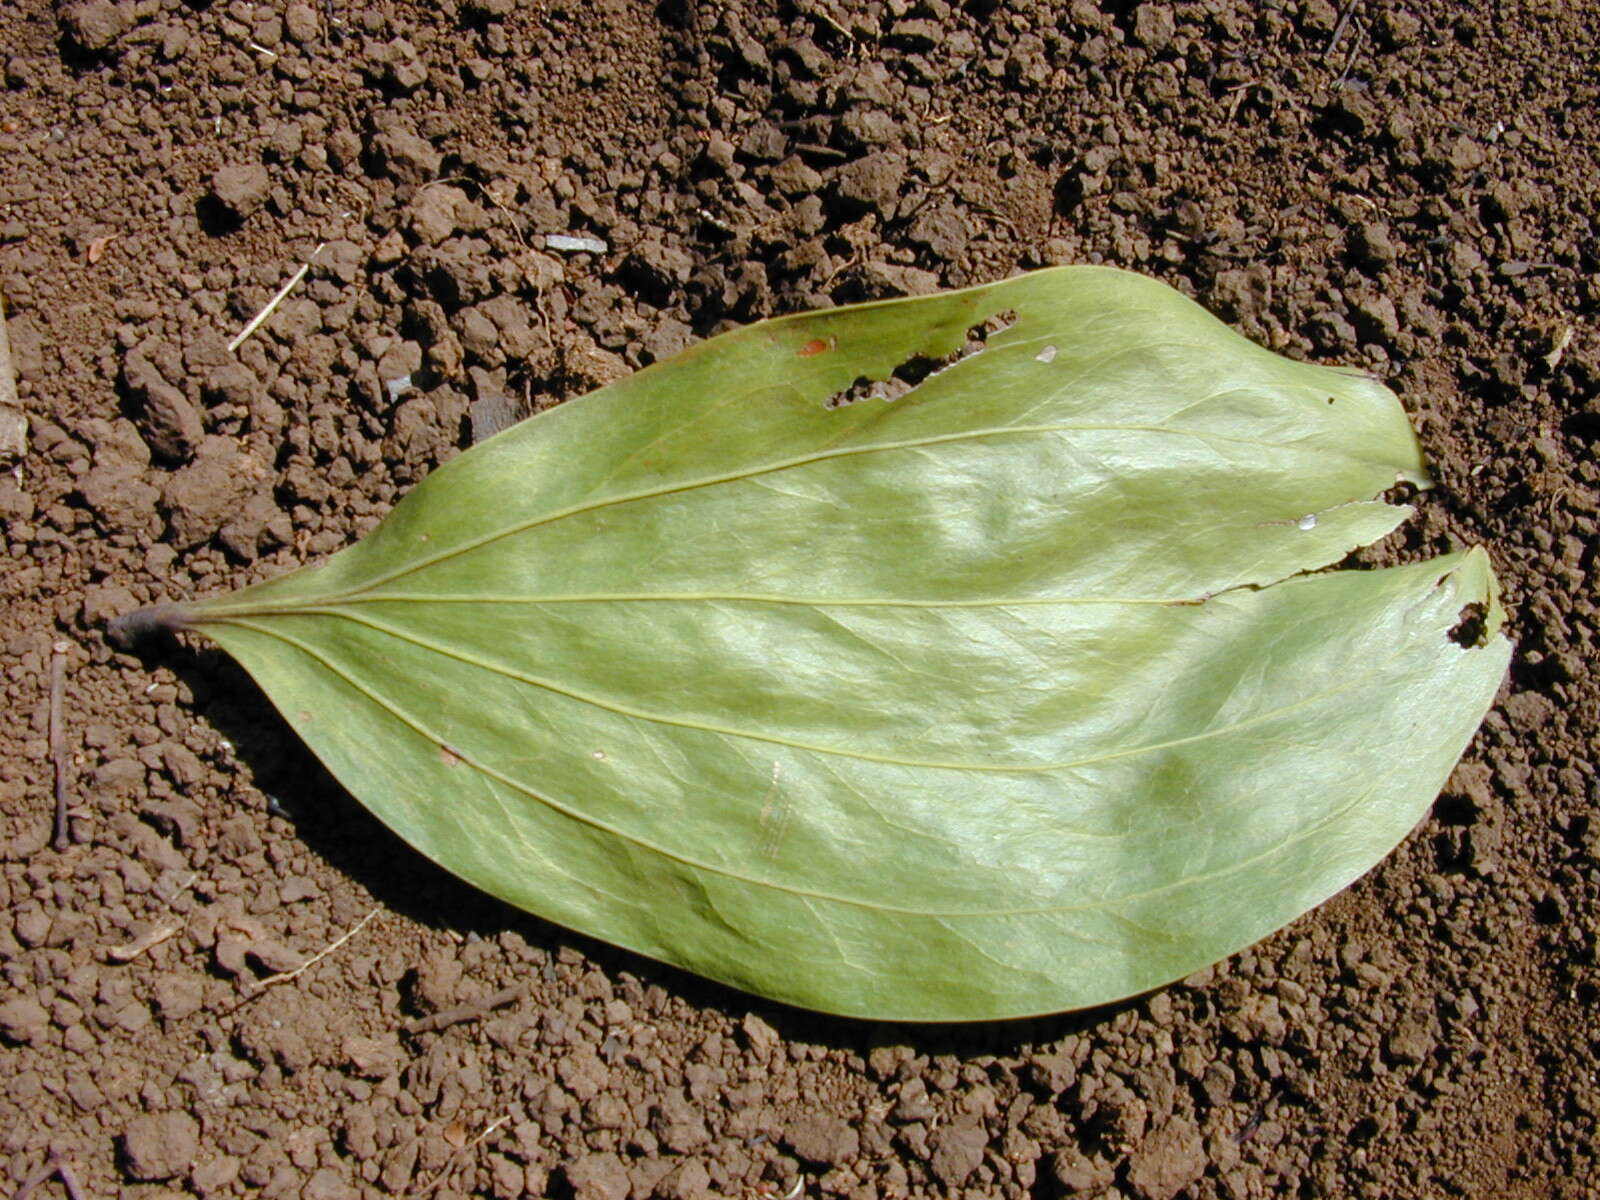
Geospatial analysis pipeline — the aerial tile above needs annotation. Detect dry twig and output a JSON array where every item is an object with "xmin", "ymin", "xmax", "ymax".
[
  {"xmin": 403, "ymin": 982, "xmax": 526, "ymax": 1035},
  {"xmin": 11, "ymin": 1160, "xmax": 53, "ymax": 1200},
  {"xmin": 106, "ymin": 922, "xmax": 182, "ymax": 962},
  {"xmin": 0, "ymin": 294, "xmax": 17, "ymax": 414},
  {"xmin": 227, "ymin": 243, "xmax": 326, "ymax": 352},
  {"xmin": 1333, "ymin": 22, "xmax": 1366, "ymax": 89},
  {"xmin": 247, "ymin": 907, "xmax": 379, "ymax": 993},
  {"xmin": 54, "ymin": 1159, "xmax": 85, "ymax": 1200},
  {"xmin": 1324, "ymin": 0, "xmax": 1361, "ymax": 60},
  {"xmin": 411, "ymin": 1114, "xmax": 511, "ymax": 1199},
  {"xmin": 12, "ymin": 1150, "xmax": 86, "ymax": 1200},
  {"xmin": 49, "ymin": 641, "xmax": 70, "ymax": 851}
]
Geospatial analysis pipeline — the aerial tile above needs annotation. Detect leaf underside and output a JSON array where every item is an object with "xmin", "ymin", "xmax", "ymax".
[{"xmin": 178, "ymin": 266, "xmax": 1510, "ymax": 1021}]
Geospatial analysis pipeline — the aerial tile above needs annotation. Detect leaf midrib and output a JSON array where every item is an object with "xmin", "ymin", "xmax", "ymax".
[{"xmin": 248, "ymin": 420, "xmax": 1384, "ymax": 610}]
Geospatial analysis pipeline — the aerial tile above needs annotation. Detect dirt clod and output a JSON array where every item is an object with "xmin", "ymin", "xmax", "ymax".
[
  {"xmin": 58, "ymin": 0, "xmax": 132, "ymax": 51},
  {"xmin": 1125, "ymin": 1118, "xmax": 1207, "ymax": 1200},
  {"xmin": 0, "ymin": 995, "xmax": 50, "ymax": 1045},
  {"xmin": 160, "ymin": 437, "xmax": 269, "ymax": 549},
  {"xmin": 208, "ymin": 164, "xmax": 271, "ymax": 223},
  {"xmin": 120, "ymin": 1111, "xmax": 200, "ymax": 1182},
  {"xmin": 563, "ymin": 1151, "xmax": 631, "ymax": 1200},
  {"xmin": 122, "ymin": 346, "xmax": 203, "ymax": 463},
  {"xmin": 929, "ymin": 1118, "xmax": 988, "ymax": 1188},
  {"xmin": 783, "ymin": 1113, "xmax": 860, "ymax": 1167},
  {"xmin": 1132, "ymin": 4, "xmax": 1177, "ymax": 51}
]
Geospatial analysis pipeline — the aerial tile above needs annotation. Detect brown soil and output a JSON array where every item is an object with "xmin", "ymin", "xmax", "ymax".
[{"xmin": 2, "ymin": 1, "xmax": 1597, "ymax": 1197}]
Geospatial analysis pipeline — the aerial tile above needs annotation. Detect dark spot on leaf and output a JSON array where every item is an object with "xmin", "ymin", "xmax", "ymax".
[{"xmin": 440, "ymin": 745, "xmax": 464, "ymax": 767}]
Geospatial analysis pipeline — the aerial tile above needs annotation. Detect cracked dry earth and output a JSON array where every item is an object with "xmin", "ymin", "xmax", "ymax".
[{"xmin": 1, "ymin": 1, "xmax": 1598, "ymax": 1198}]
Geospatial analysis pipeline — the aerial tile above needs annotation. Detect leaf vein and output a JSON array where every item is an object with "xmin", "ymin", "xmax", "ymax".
[
  {"xmin": 280, "ymin": 605, "xmax": 1387, "ymax": 776},
  {"xmin": 301, "ymin": 421, "xmax": 1367, "ymax": 601},
  {"xmin": 212, "ymin": 618, "xmax": 1396, "ymax": 922}
]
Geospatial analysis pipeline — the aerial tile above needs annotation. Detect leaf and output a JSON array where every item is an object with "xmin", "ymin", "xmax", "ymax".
[{"xmin": 134, "ymin": 266, "xmax": 1510, "ymax": 1021}]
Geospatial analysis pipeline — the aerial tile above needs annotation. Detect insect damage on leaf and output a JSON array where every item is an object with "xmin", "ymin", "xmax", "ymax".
[
  {"xmin": 824, "ymin": 310, "xmax": 1015, "ymax": 408},
  {"xmin": 112, "ymin": 266, "xmax": 1511, "ymax": 1022}
]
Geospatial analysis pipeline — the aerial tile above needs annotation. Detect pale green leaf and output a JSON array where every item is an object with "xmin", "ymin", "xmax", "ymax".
[{"xmin": 138, "ymin": 266, "xmax": 1511, "ymax": 1020}]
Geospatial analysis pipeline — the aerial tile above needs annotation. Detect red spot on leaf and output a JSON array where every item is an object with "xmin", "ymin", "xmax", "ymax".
[{"xmin": 798, "ymin": 338, "xmax": 833, "ymax": 357}]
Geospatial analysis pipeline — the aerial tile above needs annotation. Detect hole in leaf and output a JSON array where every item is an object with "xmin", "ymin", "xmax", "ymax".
[
  {"xmin": 1379, "ymin": 478, "xmax": 1425, "ymax": 505},
  {"xmin": 1448, "ymin": 602, "xmax": 1488, "ymax": 648},
  {"xmin": 823, "ymin": 311, "xmax": 1016, "ymax": 409}
]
